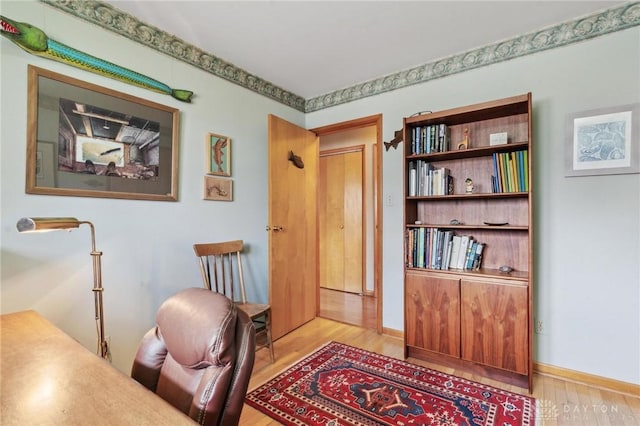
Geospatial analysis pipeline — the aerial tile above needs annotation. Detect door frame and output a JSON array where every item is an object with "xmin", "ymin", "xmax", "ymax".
[
  {"xmin": 319, "ymin": 145, "xmax": 366, "ymax": 294},
  {"xmin": 311, "ymin": 114, "xmax": 383, "ymax": 334}
]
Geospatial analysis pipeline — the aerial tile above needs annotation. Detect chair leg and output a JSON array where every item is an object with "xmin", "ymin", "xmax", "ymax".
[{"xmin": 265, "ymin": 308, "xmax": 275, "ymax": 363}]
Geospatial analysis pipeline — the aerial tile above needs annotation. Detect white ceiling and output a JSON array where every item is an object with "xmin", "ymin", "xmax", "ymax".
[{"xmin": 106, "ymin": 1, "xmax": 623, "ymax": 99}]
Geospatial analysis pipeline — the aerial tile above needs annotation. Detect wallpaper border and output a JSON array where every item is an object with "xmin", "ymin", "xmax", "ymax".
[
  {"xmin": 307, "ymin": 2, "xmax": 640, "ymax": 112},
  {"xmin": 40, "ymin": 0, "xmax": 306, "ymax": 111},
  {"xmin": 42, "ymin": 1, "xmax": 639, "ymax": 113}
]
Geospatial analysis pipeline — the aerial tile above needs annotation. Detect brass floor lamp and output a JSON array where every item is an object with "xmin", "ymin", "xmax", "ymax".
[{"xmin": 16, "ymin": 217, "xmax": 110, "ymax": 360}]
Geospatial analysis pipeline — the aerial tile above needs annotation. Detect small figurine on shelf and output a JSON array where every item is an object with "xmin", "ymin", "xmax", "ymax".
[
  {"xmin": 499, "ymin": 265, "xmax": 514, "ymax": 273},
  {"xmin": 457, "ymin": 128, "xmax": 469, "ymax": 150},
  {"xmin": 465, "ymin": 178, "xmax": 474, "ymax": 193}
]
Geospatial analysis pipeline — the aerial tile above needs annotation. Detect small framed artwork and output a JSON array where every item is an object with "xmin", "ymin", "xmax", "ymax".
[
  {"xmin": 204, "ymin": 175, "xmax": 233, "ymax": 201},
  {"xmin": 565, "ymin": 103, "xmax": 639, "ymax": 177},
  {"xmin": 207, "ymin": 133, "xmax": 231, "ymax": 176}
]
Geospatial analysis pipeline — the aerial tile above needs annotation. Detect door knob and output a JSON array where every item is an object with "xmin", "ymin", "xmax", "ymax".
[{"xmin": 266, "ymin": 225, "xmax": 283, "ymax": 232}]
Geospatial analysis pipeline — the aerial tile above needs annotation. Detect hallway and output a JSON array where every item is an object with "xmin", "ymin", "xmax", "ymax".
[{"xmin": 319, "ymin": 287, "xmax": 377, "ymax": 330}]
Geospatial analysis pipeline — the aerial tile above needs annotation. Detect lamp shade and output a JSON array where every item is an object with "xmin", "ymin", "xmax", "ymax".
[{"xmin": 16, "ymin": 217, "xmax": 81, "ymax": 233}]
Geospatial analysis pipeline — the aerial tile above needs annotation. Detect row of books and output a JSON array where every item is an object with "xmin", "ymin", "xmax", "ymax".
[
  {"xmin": 410, "ymin": 124, "xmax": 450, "ymax": 155},
  {"xmin": 407, "ymin": 161, "xmax": 454, "ymax": 196},
  {"xmin": 406, "ymin": 227, "xmax": 485, "ymax": 271},
  {"xmin": 492, "ymin": 150, "xmax": 528, "ymax": 193}
]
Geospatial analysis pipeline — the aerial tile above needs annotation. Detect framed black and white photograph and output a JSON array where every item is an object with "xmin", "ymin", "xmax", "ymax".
[
  {"xmin": 26, "ymin": 65, "xmax": 180, "ymax": 201},
  {"xmin": 565, "ymin": 104, "xmax": 640, "ymax": 177}
]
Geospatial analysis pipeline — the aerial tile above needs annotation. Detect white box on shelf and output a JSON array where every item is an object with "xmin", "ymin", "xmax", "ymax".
[{"xmin": 490, "ymin": 132, "xmax": 508, "ymax": 145}]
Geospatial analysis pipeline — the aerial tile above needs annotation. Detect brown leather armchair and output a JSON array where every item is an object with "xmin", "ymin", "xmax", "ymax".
[{"xmin": 131, "ymin": 287, "xmax": 255, "ymax": 426}]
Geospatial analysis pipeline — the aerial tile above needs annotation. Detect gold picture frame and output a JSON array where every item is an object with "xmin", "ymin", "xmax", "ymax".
[
  {"xmin": 203, "ymin": 176, "xmax": 233, "ymax": 201},
  {"xmin": 206, "ymin": 133, "xmax": 231, "ymax": 176},
  {"xmin": 26, "ymin": 65, "xmax": 180, "ymax": 201}
]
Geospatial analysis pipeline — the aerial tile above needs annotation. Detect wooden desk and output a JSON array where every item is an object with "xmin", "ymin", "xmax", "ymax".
[{"xmin": 1, "ymin": 310, "xmax": 194, "ymax": 425}]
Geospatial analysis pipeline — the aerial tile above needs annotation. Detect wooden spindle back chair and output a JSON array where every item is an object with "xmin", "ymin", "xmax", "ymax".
[{"xmin": 193, "ymin": 240, "xmax": 275, "ymax": 363}]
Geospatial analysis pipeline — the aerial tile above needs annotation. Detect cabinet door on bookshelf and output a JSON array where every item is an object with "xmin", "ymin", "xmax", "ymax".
[
  {"xmin": 405, "ymin": 273, "xmax": 460, "ymax": 357},
  {"xmin": 460, "ymin": 280, "xmax": 528, "ymax": 374}
]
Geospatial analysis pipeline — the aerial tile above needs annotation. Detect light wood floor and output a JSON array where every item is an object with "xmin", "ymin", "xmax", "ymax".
[
  {"xmin": 318, "ymin": 287, "xmax": 377, "ymax": 330},
  {"xmin": 241, "ymin": 317, "xmax": 640, "ymax": 426}
]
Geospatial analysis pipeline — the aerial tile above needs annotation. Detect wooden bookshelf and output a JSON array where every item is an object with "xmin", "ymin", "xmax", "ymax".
[{"xmin": 402, "ymin": 93, "xmax": 534, "ymax": 392}]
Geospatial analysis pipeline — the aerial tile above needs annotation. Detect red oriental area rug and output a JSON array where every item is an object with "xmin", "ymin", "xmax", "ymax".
[{"xmin": 245, "ymin": 341, "xmax": 535, "ymax": 426}]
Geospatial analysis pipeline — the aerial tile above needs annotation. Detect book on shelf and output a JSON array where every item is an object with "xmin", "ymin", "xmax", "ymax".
[
  {"xmin": 464, "ymin": 239, "xmax": 478, "ymax": 269},
  {"xmin": 424, "ymin": 166, "xmax": 431, "ymax": 196},
  {"xmin": 429, "ymin": 228, "xmax": 436, "ymax": 268},
  {"xmin": 406, "ymin": 229, "xmax": 413, "ymax": 267},
  {"xmin": 417, "ymin": 227, "xmax": 425, "ymax": 268},
  {"xmin": 431, "ymin": 230, "xmax": 445, "ymax": 269},
  {"xmin": 523, "ymin": 150, "xmax": 529, "ymax": 191},
  {"xmin": 504, "ymin": 153, "xmax": 513, "ymax": 192},
  {"xmin": 471, "ymin": 243, "xmax": 485, "ymax": 271},
  {"xmin": 509, "ymin": 153, "xmax": 517, "ymax": 192},
  {"xmin": 499, "ymin": 153, "xmax": 508, "ymax": 192},
  {"xmin": 410, "ymin": 124, "xmax": 451, "ymax": 155},
  {"xmin": 465, "ymin": 241, "xmax": 477, "ymax": 270},
  {"xmin": 449, "ymin": 235, "xmax": 462, "ymax": 268},
  {"xmin": 491, "ymin": 149, "xmax": 529, "ymax": 193},
  {"xmin": 518, "ymin": 150, "xmax": 527, "ymax": 192},
  {"xmin": 513, "ymin": 152, "xmax": 521, "ymax": 192},
  {"xmin": 407, "ymin": 161, "xmax": 454, "ymax": 197},
  {"xmin": 441, "ymin": 168, "xmax": 451, "ymax": 195},
  {"xmin": 447, "ymin": 175, "xmax": 454, "ymax": 196},
  {"xmin": 442, "ymin": 231, "xmax": 454, "ymax": 270},
  {"xmin": 492, "ymin": 153, "xmax": 501, "ymax": 193},
  {"xmin": 439, "ymin": 124, "xmax": 451, "ymax": 152},
  {"xmin": 408, "ymin": 161, "xmax": 418, "ymax": 196},
  {"xmin": 406, "ymin": 227, "xmax": 485, "ymax": 271},
  {"xmin": 463, "ymin": 239, "xmax": 486, "ymax": 271},
  {"xmin": 515, "ymin": 152, "xmax": 520, "ymax": 191},
  {"xmin": 455, "ymin": 235, "xmax": 470, "ymax": 269}
]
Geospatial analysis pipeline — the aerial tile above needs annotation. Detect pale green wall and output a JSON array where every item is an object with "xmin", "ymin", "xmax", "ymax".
[
  {"xmin": 0, "ymin": 0, "xmax": 303, "ymax": 372},
  {"xmin": 1, "ymin": 0, "xmax": 638, "ymax": 386},
  {"xmin": 306, "ymin": 27, "xmax": 640, "ymax": 386}
]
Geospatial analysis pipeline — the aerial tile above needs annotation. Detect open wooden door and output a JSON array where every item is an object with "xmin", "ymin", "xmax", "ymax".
[{"xmin": 267, "ymin": 115, "xmax": 318, "ymax": 340}]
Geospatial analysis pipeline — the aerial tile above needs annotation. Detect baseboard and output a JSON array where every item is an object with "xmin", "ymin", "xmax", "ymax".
[
  {"xmin": 382, "ymin": 327, "xmax": 403, "ymax": 339},
  {"xmin": 534, "ymin": 361, "xmax": 640, "ymax": 396},
  {"xmin": 380, "ymin": 328, "xmax": 638, "ymax": 395}
]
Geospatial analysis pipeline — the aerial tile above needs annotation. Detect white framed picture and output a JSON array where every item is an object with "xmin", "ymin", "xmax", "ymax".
[{"xmin": 565, "ymin": 104, "xmax": 639, "ymax": 177}]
